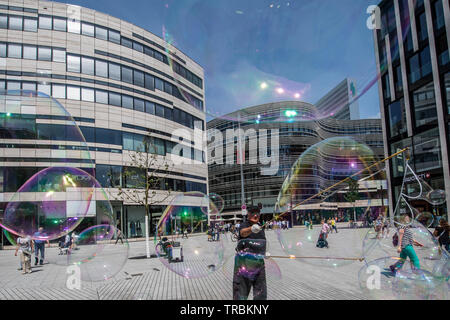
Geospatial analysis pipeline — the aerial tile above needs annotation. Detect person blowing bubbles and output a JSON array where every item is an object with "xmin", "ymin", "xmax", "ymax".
[{"xmin": 233, "ymin": 207, "xmax": 267, "ymax": 300}]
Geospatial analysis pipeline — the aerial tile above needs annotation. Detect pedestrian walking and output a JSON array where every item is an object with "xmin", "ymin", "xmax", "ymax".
[
  {"xmin": 433, "ymin": 218, "xmax": 449, "ymax": 253},
  {"xmin": 33, "ymin": 227, "xmax": 49, "ymax": 266},
  {"xmin": 115, "ymin": 221, "xmax": 124, "ymax": 245},
  {"xmin": 390, "ymin": 215, "xmax": 424, "ymax": 274}
]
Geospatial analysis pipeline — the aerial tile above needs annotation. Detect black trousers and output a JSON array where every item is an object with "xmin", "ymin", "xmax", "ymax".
[{"xmin": 232, "ymin": 256, "xmax": 267, "ymax": 300}]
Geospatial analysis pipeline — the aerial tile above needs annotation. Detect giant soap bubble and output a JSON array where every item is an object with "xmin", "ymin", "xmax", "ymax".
[
  {"xmin": 156, "ymin": 191, "xmax": 230, "ymax": 279},
  {"xmin": 0, "ymin": 91, "xmax": 93, "ymax": 240},
  {"xmin": 274, "ymin": 137, "xmax": 383, "ymax": 268}
]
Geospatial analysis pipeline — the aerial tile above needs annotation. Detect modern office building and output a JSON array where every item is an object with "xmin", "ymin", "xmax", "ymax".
[
  {"xmin": 207, "ymin": 101, "xmax": 386, "ymax": 224},
  {"xmin": 315, "ymin": 78, "xmax": 360, "ymax": 120},
  {"xmin": 0, "ymin": 0, "xmax": 208, "ymax": 240},
  {"xmin": 373, "ymin": 0, "xmax": 450, "ymax": 220}
]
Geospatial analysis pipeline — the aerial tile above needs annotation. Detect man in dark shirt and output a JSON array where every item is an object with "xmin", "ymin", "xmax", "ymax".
[{"xmin": 232, "ymin": 208, "xmax": 267, "ymax": 300}]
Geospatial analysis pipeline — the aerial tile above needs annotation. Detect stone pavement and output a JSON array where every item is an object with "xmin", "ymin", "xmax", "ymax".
[{"xmin": 0, "ymin": 226, "xmax": 408, "ymax": 300}]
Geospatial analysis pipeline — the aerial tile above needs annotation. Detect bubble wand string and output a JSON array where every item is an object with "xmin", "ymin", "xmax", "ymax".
[{"xmin": 267, "ymin": 255, "xmax": 364, "ymax": 262}]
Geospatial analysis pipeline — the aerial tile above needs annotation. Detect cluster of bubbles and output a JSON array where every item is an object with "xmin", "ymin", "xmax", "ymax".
[
  {"xmin": 359, "ymin": 158, "xmax": 448, "ymax": 300},
  {"xmin": 0, "ymin": 92, "xmax": 128, "ymax": 282}
]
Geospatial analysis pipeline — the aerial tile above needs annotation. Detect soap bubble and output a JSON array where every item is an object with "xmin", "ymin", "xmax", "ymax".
[
  {"xmin": 392, "ymin": 268, "xmax": 448, "ymax": 300},
  {"xmin": 156, "ymin": 192, "xmax": 229, "ymax": 279},
  {"xmin": 2, "ymin": 167, "xmax": 97, "ymax": 241},
  {"xmin": 415, "ymin": 211, "xmax": 434, "ymax": 228}
]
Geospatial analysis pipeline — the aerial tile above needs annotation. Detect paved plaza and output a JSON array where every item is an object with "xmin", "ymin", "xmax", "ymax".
[{"xmin": 0, "ymin": 224, "xmax": 443, "ymax": 300}]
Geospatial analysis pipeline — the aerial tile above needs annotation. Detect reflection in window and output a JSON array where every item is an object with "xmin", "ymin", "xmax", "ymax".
[
  {"xmin": 52, "ymin": 84, "xmax": 66, "ymax": 99},
  {"xmin": 96, "ymin": 90, "xmax": 108, "ymax": 104},
  {"xmin": 23, "ymin": 45, "xmax": 37, "ymax": 60},
  {"xmin": 53, "ymin": 49, "xmax": 66, "ymax": 63},
  {"xmin": 109, "ymin": 92, "xmax": 122, "ymax": 107},
  {"xmin": 24, "ymin": 18, "xmax": 37, "ymax": 32},
  {"xmin": 9, "ymin": 16, "xmax": 22, "ymax": 30},
  {"xmin": 82, "ymin": 23, "xmax": 94, "ymax": 36},
  {"xmin": 391, "ymin": 138, "xmax": 412, "ymax": 178},
  {"xmin": 68, "ymin": 19, "xmax": 80, "ymax": 34},
  {"xmin": 95, "ymin": 26, "xmax": 108, "ymax": 40},
  {"xmin": 445, "ymin": 73, "xmax": 450, "ymax": 114},
  {"xmin": 95, "ymin": 60, "xmax": 108, "ymax": 78},
  {"xmin": 81, "ymin": 57, "xmax": 95, "ymax": 75},
  {"xmin": 53, "ymin": 17, "xmax": 67, "ymax": 32},
  {"xmin": 413, "ymin": 128, "xmax": 442, "ymax": 173},
  {"xmin": 67, "ymin": 55, "xmax": 81, "ymax": 73},
  {"xmin": 122, "ymin": 95, "xmax": 133, "ymax": 110},
  {"xmin": 81, "ymin": 88, "xmax": 95, "ymax": 102},
  {"xmin": 121, "ymin": 66, "xmax": 133, "ymax": 84},
  {"xmin": 39, "ymin": 16, "xmax": 52, "ymax": 30},
  {"xmin": 8, "ymin": 44, "xmax": 22, "ymax": 58},
  {"xmin": 67, "ymin": 86, "xmax": 80, "ymax": 100},
  {"xmin": 38, "ymin": 47, "xmax": 52, "ymax": 61},
  {"xmin": 412, "ymin": 82, "xmax": 437, "ymax": 127},
  {"xmin": 109, "ymin": 63, "xmax": 121, "ymax": 81}
]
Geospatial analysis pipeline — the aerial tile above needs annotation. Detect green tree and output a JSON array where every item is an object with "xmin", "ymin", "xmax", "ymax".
[{"xmin": 344, "ymin": 178, "xmax": 360, "ymax": 223}]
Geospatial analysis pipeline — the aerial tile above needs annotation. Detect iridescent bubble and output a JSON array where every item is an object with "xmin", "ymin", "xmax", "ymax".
[
  {"xmin": 207, "ymin": 193, "xmax": 225, "ymax": 214},
  {"xmin": 393, "ymin": 268, "xmax": 448, "ymax": 300},
  {"xmin": 2, "ymin": 167, "xmax": 96, "ymax": 241},
  {"xmin": 156, "ymin": 192, "xmax": 229, "ymax": 279},
  {"xmin": 274, "ymin": 137, "xmax": 382, "ymax": 268},
  {"xmin": 71, "ymin": 224, "xmax": 129, "ymax": 282},
  {"xmin": 415, "ymin": 211, "xmax": 434, "ymax": 228}
]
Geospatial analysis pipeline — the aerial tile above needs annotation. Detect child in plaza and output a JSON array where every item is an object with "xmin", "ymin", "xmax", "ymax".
[
  {"xmin": 390, "ymin": 215, "xmax": 424, "ymax": 274},
  {"xmin": 15, "ymin": 231, "xmax": 34, "ymax": 274},
  {"xmin": 317, "ymin": 219, "xmax": 330, "ymax": 248}
]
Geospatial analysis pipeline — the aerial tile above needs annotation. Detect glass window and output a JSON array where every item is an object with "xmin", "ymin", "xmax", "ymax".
[
  {"xmin": 109, "ymin": 92, "xmax": 122, "ymax": 107},
  {"xmin": 133, "ymin": 42, "xmax": 143, "ymax": 52},
  {"xmin": 52, "ymin": 49, "xmax": 66, "ymax": 63},
  {"xmin": 388, "ymin": 98, "xmax": 407, "ymax": 138},
  {"xmin": 0, "ymin": 15, "xmax": 7, "ymax": 29},
  {"xmin": 121, "ymin": 37, "xmax": 133, "ymax": 49},
  {"xmin": 121, "ymin": 66, "xmax": 133, "ymax": 84},
  {"xmin": 134, "ymin": 134, "xmax": 145, "ymax": 152},
  {"xmin": 445, "ymin": 72, "xmax": 450, "ymax": 114},
  {"xmin": 39, "ymin": 16, "xmax": 52, "ymax": 30},
  {"xmin": 109, "ymin": 63, "xmax": 121, "ymax": 81},
  {"xmin": 145, "ymin": 74, "xmax": 154, "ymax": 91},
  {"xmin": 123, "ymin": 132, "xmax": 134, "ymax": 151},
  {"xmin": 81, "ymin": 23, "xmax": 94, "ymax": 37},
  {"xmin": 81, "ymin": 57, "xmax": 95, "ymax": 75},
  {"xmin": 53, "ymin": 17, "xmax": 67, "ymax": 32},
  {"xmin": 38, "ymin": 47, "xmax": 52, "ymax": 61},
  {"xmin": 81, "ymin": 88, "xmax": 95, "ymax": 102},
  {"xmin": 23, "ymin": 17, "xmax": 37, "ymax": 32},
  {"xmin": 164, "ymin": 108, "xmax": 173, "ymax": 121},
  {"xmin": 8, "ymin": 44, "xmax": 22, "ymax": 58},
  {"xmin": 420, "ymin": 46, "xmax": 432, "ymax": 77},
  {"xmin": 95, "ymin": 26, "xmax": 108, "ymax": 40},
  {"xmin": 95, "ymin": 60, "xmax": 108, "ymax": 78},
  {"xmin": 390, "ymin": 138, "xmax": 412, "ymax": 178},
  {"xmin": 144, "ymin": 46, "xmax": 154, "ymax": 57},
  {"xmin": 133, "ymin": 70, "xmax": 144, "ymax": 87},
  {"xmin": 122, "ymin": 95, "xmax": 134, "ymax": 109},
  {"xmin": 155, "ymin": 104, "xmax": 164, "ymax": 117},
  {"xmin": 164, "ymin": 82, "xmax": 173, "ymax": 95},
  {"xmin": 67, "ymin": 55, "xmax": 81, "ymax": 73},
  {"xmin": 434, "ymin": 0, "xmax": 445, "ymax": 31},
  {"xmin": 7, "ymin": 81, "xmax": 21, "ymax": 90},
  {"xmin": 154, "ymin": 51, "xmax": 164, "ymax": 62},
  {"xmin": 413, "ymin": 82, "xmax": 437, "ymax": 127},
  {"xmin": 96, "ymin": 128, "xmax": 122, "ymax": 145},
  {"xmin": 417, "ymin": 12, "xmax": 428, "ymax": 42},
  {"xmin": 413, "ymin": 128, "xmax": 442, "ymax": 173},
  {"xmin": 96, "ymin": 90, "xmax": 108, "ymax": 104},
  {"xmin": 134, "ymin": 98, "xmax": 144, "ymax": 112},
  {"xmin": 0, "ymin": 80, "xmax": 4, "ymax": 89},
  {"xmin": 153, "ymin": 138, "xmax": 165, "ymax": 155},
  {"xmin": 408, "ymin": 53, "xmax": 420, "ymax": 84},
  {"xmin": 145, "ymin": 101, "xmax": 155, "ymax": 114},
  {"xmin": 155, "ymin": 78, "xmax": 164, "ymax": 91},
  {"xmin": 67, "ymin": 86, "xmax": 80, "ymax": 100},
  {"xmin": 22, "ymin": 82, "xmax": 36, "ymax": 91},
  {"xmin": 382, "ymin": 73, "xmax": 390, "ymax": 100},
  {"xmin": 23, "ymin": 45, "xmax": 37, "ymax": 60},
  {"xmin": 52, "ymin": 84, "xmax": 66, "ymax": 99},
  {"xmin": 0, "ymin": 43, "xmax": 5, "ymax": 57},
  {"xmin": 96, "ymin": 165, "xmax": 122, "ymax": 188},
  {"xmin": 68, "ymin": 19, "xmax": 80, "ymax": 34},
  {"xmin": 9, "ymin": 16, "xmax": 23, "ymax": 30},
  {"xmin": 37, "ymin": 83, "xmax": 51, "ymax": 96},
  {"xmin": 109, "ymin": 30, "xmax": 121, "ymax": 44}
]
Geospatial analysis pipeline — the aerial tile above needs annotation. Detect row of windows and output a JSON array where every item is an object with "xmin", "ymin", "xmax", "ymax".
[
  {"xmin": 0, "ymin": 9, "xmax": 203, "ymax": 89},
  {"xmin": 0, "ymin": 39, "xmax": 203, "ymax": 110},
  {"xmin": 66, "ymin": 53, "xmax": 204, "ymax": 111},
  {"xmin": 0, "ymin": 166, "xmax": 206, "ymax": 194},
  {"xmin": 0, "ymin": 42, "xmax": 66, "ymax": 61},
  {"xmin": 94, "ymin": 49, "xmax": 203, "ymax": 99},
  {"xmin": 0, "ymin": 80, "xmax": 204, "ymax": 130},
  {"xmin": 0, "ymin": 142, "xmax": 121, "ymax": 154},
  {"xmin": 0, "ymin": 114, "xmax": 205, "ymax": 163}
]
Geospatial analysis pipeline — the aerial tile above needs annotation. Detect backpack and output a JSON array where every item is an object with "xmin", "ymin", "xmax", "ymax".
[{"xmin": 392, "ymin": 233, "xmax": 398, "ymax": 247}]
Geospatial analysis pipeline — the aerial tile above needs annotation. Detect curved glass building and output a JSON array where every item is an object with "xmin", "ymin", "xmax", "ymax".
[
  {"xmin": 207, "ymin": 101, "xmax": 387, "ymax": 225},
  {"xmin": 0, "ymin": 0, "xmax": 207, "ymax": 239}
]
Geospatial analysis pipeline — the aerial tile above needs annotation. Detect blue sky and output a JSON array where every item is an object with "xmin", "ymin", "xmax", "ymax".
[{"xmin": 59, "ymin": 0, "xmax": 381, "ymax": 120}]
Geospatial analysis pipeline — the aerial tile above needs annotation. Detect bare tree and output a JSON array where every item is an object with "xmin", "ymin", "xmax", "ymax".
[{"xmin": 110, "ymin": 135, "xmax": 173, "ymax": 257}]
